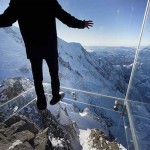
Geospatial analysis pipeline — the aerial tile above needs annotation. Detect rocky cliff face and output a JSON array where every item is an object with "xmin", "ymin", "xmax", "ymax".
[{"xmin": 0, "ymin": 115, "xmax": 52, "ymax": 150}]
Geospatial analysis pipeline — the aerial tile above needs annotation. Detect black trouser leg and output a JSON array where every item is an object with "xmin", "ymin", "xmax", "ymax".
[
  {"xmin": 30, "ymin": 58, "xmax": 45, "ymax": 99},
  {"xmin": 45, "ymin": 58, "xmax": 60, "ymax": 97}
]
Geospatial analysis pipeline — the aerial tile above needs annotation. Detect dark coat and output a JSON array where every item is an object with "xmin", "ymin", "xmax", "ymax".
[{"xmin": 0, "ymin": 0, "xmax": 85, "ymax": 59}]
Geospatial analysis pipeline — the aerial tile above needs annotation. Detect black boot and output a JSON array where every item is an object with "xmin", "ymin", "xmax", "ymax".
[
  {"xmin": 36, "ymin": 95, "xmax": 47, "ymax": 110},
  {"xmin": 50, "ymin": 92, "xmax": 65, "ymax": 105}
]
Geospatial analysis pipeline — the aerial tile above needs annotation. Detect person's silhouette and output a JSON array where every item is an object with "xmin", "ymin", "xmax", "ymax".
[{"xmin": 0, "ymin": 0, "xmax": 93, "ymax": 110}]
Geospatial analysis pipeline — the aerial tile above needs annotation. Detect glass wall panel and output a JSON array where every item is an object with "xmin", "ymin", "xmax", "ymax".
[
  {"xmin": 125, "ymin": 0, "xmax": 150, "ymax": 150},
  {"xmin": 127, "ymin": 2, "xmax": 150, "ymax": 104}
]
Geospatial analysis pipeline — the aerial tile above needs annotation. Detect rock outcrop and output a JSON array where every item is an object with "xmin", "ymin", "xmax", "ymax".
[
  {"xmin": 90, "ymin": 129, "xmax": 123, "ymax": 150},
  {"xmin": 0, "ymin": 115, "xmax": 52, "ymax": 150}
]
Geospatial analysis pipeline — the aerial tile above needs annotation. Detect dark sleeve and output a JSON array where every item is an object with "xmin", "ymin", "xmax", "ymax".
[
  {"xmin": 0, "ymin": 0, "xmax": 17, "ymax": 27},
  {"xmin": 55, "ymin": 0, "xmax": 85, "ymax": 29}
]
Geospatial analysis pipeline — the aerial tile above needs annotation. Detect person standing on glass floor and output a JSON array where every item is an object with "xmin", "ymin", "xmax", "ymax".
[{"xmin": 0, "ymin": 0, "xmax": 93, "ymax": 110}]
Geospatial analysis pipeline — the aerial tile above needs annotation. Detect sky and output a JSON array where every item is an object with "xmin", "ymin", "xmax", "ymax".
[{"xmin": 0, "ymin": 0, "xmax": 149, "ymax": 46}]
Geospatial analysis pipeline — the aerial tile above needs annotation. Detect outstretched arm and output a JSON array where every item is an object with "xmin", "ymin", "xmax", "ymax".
[
  {"xmin": 0, "ymin": 0, "xmax": 17, "ymax": 28},
  {"xmin": 55, "ymin": 0, "xmax": 93, "ymax": 29}
]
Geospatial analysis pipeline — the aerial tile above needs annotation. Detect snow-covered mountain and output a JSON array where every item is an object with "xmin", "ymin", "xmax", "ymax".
[
  {"xmin": 0, "ymin": 26, "xmax": 150, "ymax": 149},
  {"xmin": 87, "ymin": 45, "xmax": 150, "ymax": 104},
  {"xmin": 0, "ymin": 26, "xmax": 127, "ymax": 98}
]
